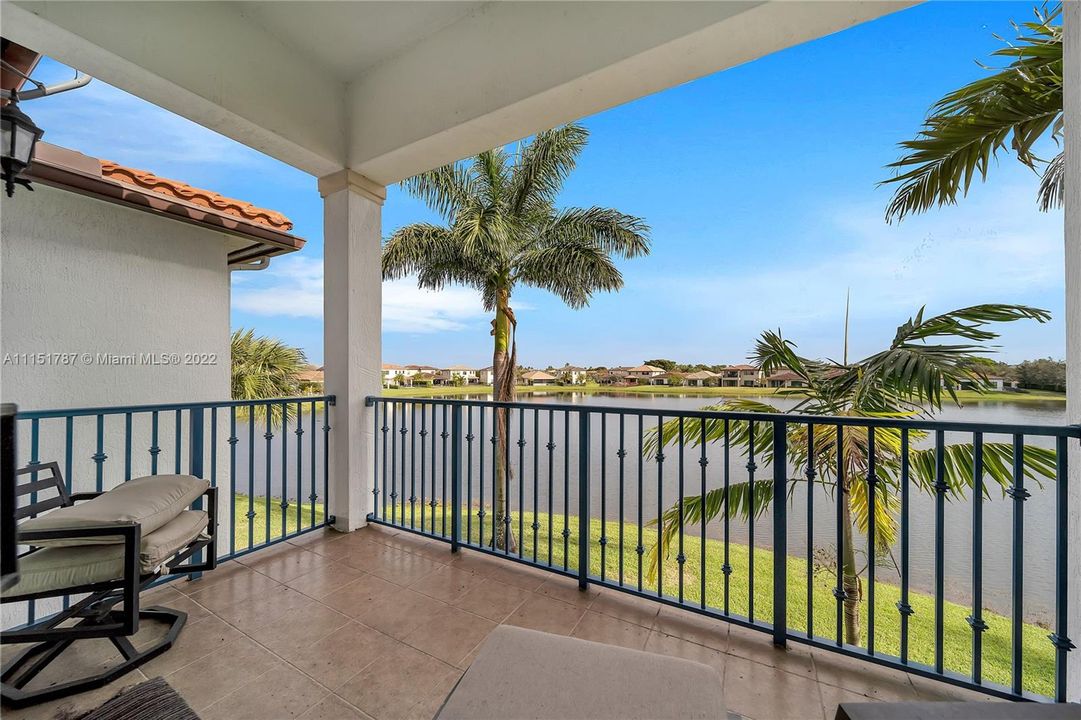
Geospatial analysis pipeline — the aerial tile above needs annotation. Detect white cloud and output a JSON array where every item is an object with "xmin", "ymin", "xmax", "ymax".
[{"xmin": 232, "ymin": 256, "xmax": 491, "ymax": 333}]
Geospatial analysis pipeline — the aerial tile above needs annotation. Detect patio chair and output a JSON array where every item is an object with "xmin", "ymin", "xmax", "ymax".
[{"xmin": 0, "ymin": 462, "xmax": 217, "ymax": 708}]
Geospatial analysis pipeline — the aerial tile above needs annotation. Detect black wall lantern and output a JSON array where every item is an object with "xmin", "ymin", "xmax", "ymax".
[{"xmin": 0, "ymin": 99, "xmax": 43, "ymax": 197}]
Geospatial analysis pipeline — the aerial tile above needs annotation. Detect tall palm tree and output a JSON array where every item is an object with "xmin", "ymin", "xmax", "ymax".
[
  {"xmin": 231, "ymin": 328, "xmax": 307, "ymax": 421},
  {"xmin": 383, "ymin": 124, "xmax": 651, "ymax": 550},
  {"xmin": 645, "ymin": 304, "xmax": 1056, "ymax": 644},
  {"xmin": 882, "ymin": 3, "xmax": 1063, "ymax": 222}
]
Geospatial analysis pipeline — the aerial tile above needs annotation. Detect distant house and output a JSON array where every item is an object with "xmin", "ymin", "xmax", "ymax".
[
  {"xmin": 684, "ymin": 370, "xmax": 718, "ymax": 387},
  {"xmin": 521, "ymin": 370, "xmax": 557, "ymax": 386},
  {"xmin": 720, "ymin": 364, "xmax": 762, "ymax": 387},
  {"xmin": 552, "ymin": 364, "xmax": 588, "ymax": 384},
  {"xmin": 954, "ymin": 376, "xmax": 1019, "ymax": 392},
  {"xmin": 437, "ymin": 365, "xmax": 479, "ymax": 385},
  {"xmin": 626, "ymin": 365, "xmax": 665, "ymax": 383},
  {"xmin": 297, "ymin": 365, "xmax": 325, "ymax": 393},
  {"xmin": 650, "ymin": 370, "xmax": 685, "ymax": 386},
  {"xmin": 478, "ymin": 366, "xmax": 495, "ymax": 385},
  {"xmin": 595, "ymin": 366, "xmax": 631, "ymax": 385},
  {"xmin": 766, "ymin": 370, "xmax": 806, "ymax": 388}
]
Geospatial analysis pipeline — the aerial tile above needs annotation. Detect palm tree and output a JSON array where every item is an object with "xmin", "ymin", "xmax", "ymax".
[
  {"xmin": 383, "ymin": 124, "xmax": 651, "ymax": 550},
  {"xmin": 231, "ymin": 328, "xmax": 307, "ymax": 422},
  {"xmin": 645, "ymin": 304, "xmax": 1057, "ymax": 645},
  {"xmin": 881, "ymin": 3, "xmax": 1063, "ymax": 222}
]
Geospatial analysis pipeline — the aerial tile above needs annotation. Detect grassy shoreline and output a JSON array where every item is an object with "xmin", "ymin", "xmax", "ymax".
[
  {"xmin": 242, "ymin": 492, "xmax": 1054, "ymax": 697},
  {"xmin": 381, "ymin": 384, "xmax": 1065, "ymax": 404}
]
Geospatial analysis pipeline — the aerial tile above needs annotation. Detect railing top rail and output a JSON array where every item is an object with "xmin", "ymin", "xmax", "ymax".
[
  {"xmin": 16, "ymin": 395, "xmax": 336, "ymax": 420},
  {"xmin": 366, "ymin": 395, "xmax": 1081, "ymax": 438}
]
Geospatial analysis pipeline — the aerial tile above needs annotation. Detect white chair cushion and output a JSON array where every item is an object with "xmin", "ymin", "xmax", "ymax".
[
  {"xmin": 4, "ymin": 510, "xmax": 209, "ymax": 597},
  {"xmin": 20, "ymin": 474, "xmax": 208, "ymax": 546}
]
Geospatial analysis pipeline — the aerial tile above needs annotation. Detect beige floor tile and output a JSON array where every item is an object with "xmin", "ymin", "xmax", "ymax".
[
  {"xmin": 171, "ymin": 560, "xmax": 251, "ymax": 595},
  {"xmin": 214, "ymin": 585, "xmax": 315, "ymax": 633},
  {"xmin": 355, "ymin": 586, "xmax": 451, "ymax": 640},
  {"xmin": 402, "ymin": 605, "xmax": 497, "ymax": 666},
  {"xmin": 725, "ymin": 624, "xmax": 815, "ymax": 677},
  {"xmin": 652, "ymin": 605, "xmax": 729, "ymax": 651},
  {"xmin": 367, "ymin": 551, "xmax": 444, "ymax": 586},
  {"xmin": 201, "ymin": 662, "xmax": 329, "ymax": 720},
  {"xmin": 644, "ymin": 630, "xmax": 728, "ymax": 674},
  {"xmin": 503, "ymin": 594, "xmax": 586, "ymax": 635},
  {"xmin": 239, "ymin": 544, "xmax": 336, "ymax": 583},
  {"xmin": 337, "ymin": 542, "xmax": 411, "ymax": 574},
  {"xmin": 409, "ymin": 563, "xmax": 486, "ymax": 603},
  {"xmin": 817, "ymin": 683, "xmax": 880, "ymax": 720},
  {"xmin": 299, "ymin": 693, "xmax": 376, "ymax": 720},
  {"xmin": 452, "ymin": 577, "xmax": 532, "ymax": 622},
  {"xmin": 281, "ymin": 621, "xmax": 399, "ymax": 691},
  {"xmin": 21, "ymin": 638, "xmax": 122, "ymax": 692},
  {"xmin": 479, "ymin": 558, "xmax": 549, "ymax": 591},
  {"xmin": 285, "ymin": 561, "xmax": 366, "ymax": 599},
  {"xmin": 184, "ymin": 567, "xmax": 283, "ymax": 615},
  {"xmin": 166, "ymin": 636, "xmax": 278, "ymax": 711},
  {"xmin": 908, "ymin": 674, "xmax": 1003, "ymax": 702},
  {"xmin": 139, "ymin": 615, "xmax": 244, "ymax": 677},
  {"xmin": 336, "ymin": 642, "xmax": 461, "ymax": 720},
  {"xmin": 321, "ymin": 574, "xmax": 401, "ymax": 618},
  {"xmin": 536, "ymin": 576, "xmax": 600, "ymax": 607},
  {"xmin": 811, "ymin": 650, "xmax": 919, "ymax": 701},
  {"xmin": 140, "ymin": 585, "xmax": 212, "ymax": 621},
  {"xmin": 247, "ymin": 602, "xmax": 351, "ymax": 656},
  {"xmin": 723, "ymin": 655, "xmax": 825, "ymax": 720},
  {"xmin": 571, "ymin": 610, "xmax": 652, "ymax": 650},
  {"xmin": 590, "ymin": 587, "xmax": 662, "ymax": 627}
]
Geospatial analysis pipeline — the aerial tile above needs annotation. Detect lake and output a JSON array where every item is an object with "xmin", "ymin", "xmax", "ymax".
[{"xmin": 238, "ymin": 391, "xmax": 1068, "ymax": 624}]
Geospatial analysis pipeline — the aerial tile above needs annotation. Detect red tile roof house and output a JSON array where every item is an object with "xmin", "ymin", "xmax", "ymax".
[{"xmin": 1, "ymin": 142, "xmax": 305, "ymax": 628}]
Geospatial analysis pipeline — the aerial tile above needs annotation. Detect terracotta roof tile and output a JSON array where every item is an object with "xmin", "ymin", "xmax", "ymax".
[{"xmin": 99, "ymin": 160, "xmax": 293, "ymax": 231}]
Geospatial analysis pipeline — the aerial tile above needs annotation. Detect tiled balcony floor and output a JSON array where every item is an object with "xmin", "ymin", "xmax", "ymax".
[{"xmin": 3, "ymin": 525, "xmax": 996, "ymax": 720}]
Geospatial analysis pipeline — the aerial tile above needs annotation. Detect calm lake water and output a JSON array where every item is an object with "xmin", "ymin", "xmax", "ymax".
[{"xmin": 236, "ymin": 391, "xmax": 1067, "ymax": 624}]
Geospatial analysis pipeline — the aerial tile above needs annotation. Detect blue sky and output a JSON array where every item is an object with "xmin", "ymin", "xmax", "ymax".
[{"xmin": 25, "ymin": 2, "xmax": 1065, "ymax": 368}]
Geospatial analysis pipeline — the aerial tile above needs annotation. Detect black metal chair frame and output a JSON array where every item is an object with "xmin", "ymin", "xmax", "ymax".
[{"xmin": 1, "ymin": 462, "xmax": 218, "ymax": 708}]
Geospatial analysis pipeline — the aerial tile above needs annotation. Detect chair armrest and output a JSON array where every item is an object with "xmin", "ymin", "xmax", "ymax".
[
  {"xmin": 17, "ymin": 520, "xmax": 140, "ymax": 545},
  {"xmin": 69, "ymin": 491, "xmax": 105, "ymax": 503}
]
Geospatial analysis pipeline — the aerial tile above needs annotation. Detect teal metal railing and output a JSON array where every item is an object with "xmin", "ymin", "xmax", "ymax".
[{"xmin": 367, "ymin": 395, "xmax": 1079, "ymax": 703}]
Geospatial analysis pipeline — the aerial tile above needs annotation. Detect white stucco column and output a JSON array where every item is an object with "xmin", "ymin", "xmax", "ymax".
[
  {"xmin": 319, "ymin": 170, "xmax": 385, "ymax": 532},
  {"xmin": 1065, "ymin": 0, "xmax": 1081, "ymax": 703}
]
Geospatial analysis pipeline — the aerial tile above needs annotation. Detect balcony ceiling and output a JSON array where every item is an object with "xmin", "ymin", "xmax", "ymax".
[{"xmin": 3, "ymin": 1, "xmax": 913, "ymax": 184}]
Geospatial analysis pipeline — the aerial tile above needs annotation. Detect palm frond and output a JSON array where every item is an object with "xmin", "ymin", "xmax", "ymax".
[
  {"xmin": 401, "ymin": 163, "xmax": 477, "ymax": 222},
  {"xmin": 1038, "ymin": 151, "xmax": 1065, "ymax": 211},
  {"xmin": 513, "ymin": 238, "xmax": 623, "ymax": 309},
  {"xmin": 541, "ymin": 207, "xmax": 651, "ymax": 259},
  {"xmin": 509, "ymin": 124, "xmax": 589, "ymax": 216},
  {"xmin": 907, "ymin": 442, "xmax": 1057, "ymax": 497},
  {"xmin": 881, "ymin": 3, "xmax": 1062, "ymax": 222}
]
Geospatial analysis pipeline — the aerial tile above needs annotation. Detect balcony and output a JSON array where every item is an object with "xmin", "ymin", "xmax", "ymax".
[{"xmin": 6, "ymin": 395, "xmax": 1076, "ymax": 718}]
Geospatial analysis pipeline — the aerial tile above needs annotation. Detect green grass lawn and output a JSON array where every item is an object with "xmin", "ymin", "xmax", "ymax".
[
  {"xmin": 231, "ymin": 494, "xmax": 326, "ymax": 552},
  {"xmin": 380, "ymin": 502, "xmax": 1056, "ymax": 698},
  {"xmin": 381, "ymin": 384, "xmax": 1065, "ymax": 405}
]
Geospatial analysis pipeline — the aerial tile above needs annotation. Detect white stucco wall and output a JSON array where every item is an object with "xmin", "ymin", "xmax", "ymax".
[{"xmin": 1, "ymin": 184, "xmax": 233, "ymax": 627}]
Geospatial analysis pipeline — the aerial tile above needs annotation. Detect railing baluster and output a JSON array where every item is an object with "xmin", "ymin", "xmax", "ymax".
[
  {"xmin": 772, "ymin": 419, "xmax": 788, "ymax": 647},
  {"xmin": 381, "ymin": 403, "xmax": 389, "ymax": 522},
  {"xmin": 898, "ymin": 428, "xmax": 912, "ymax": 664},
  {"xmin": 677, "ymin": 416, "xmax": 685, "ymax": 603},
  {"xmin": 547, "ymin": 409, "xmax": 554, "ymax": 567},
  {"xmin": 578, "ymin": 409, "xmax": 590, "ymax": 589},
  {"xmin": 211, "ymin": 407, "xmax": 218, "ymax": 493},
  {"xmin": 1009, "ymin": 433, "xmax": 1027, "ymax": 695},
  {"xmin": 174, "ymin": 409, "xmax": 182, "ymax": 475},
  {"xmin": 264, "ymin": 406, "xmax": 273, "ymax": 542},
  {"xmin": 834, "ymin": 423, "xmax": 844, "ymax": 647},
  {"xmin": 64, "ymin": 416, "xmax": 73, "ymax": 494},
  {"xmin": 442, "ymin": 404, "xmax": 449, "ymax": 537},
  {"xmin": 281, "ymin": 404, "xmax": 289, "ymax": 540},
  {"xmin": 124, "ymin": 412, "xmax": 132, "ymax": 481},
  {"xmin": 656, "ymin": 414, "xmax": 664, "ymax": 598},
  {"xmin": 518, "ymin": 407, "xmax": 525, "ymax": 557},
  {"xmin": 723, "ymin": 419, "xmax": 731, "ymax": 615},
  {"xmin": 806, "ymin": 422, "xmax": 815, "ymax": 638},
  {"xmin": 94, "ymin": 414, "xmax": 106, "ymax": 492},
  {"xmin": 619, "ymin": 414, "xmax": 626, "ymax": 588},
  {"xmin": 600, "ymin": 413, "xmax": 607, "ymax": 583},
  {"xmin": 412, "ymin": 404, "xmax": 418, "ymax": 530},
  {"xmin": 533, "ymin": 408, "xmax": 539, "ymax": 563},
  {"xmin": 747, "ymin": 420, "xmax": 756, "ymax": 622},
  {"xmin": 310, "ymin": 400, "xmax": 317, "ymax": 528},
  {"xmin": 934, "ymin": 429, "xmax": 947, "ymax": 674},
  {"xmin": 322, "ymin": 401, "xmax": 330, "ymax": 526},
  {"xmin": 867, "ymin": 426, "xmax": 876, "ymax": 655},
  {"xmin": 467, "ymin": 407, "xmax": 474, "ymax": 543},
  {"xmin": 434, "ymin": 403, "xmax": 440, "ymax": 536},
  {"xmin": 969, "ymin": 432, "xmax": 987, "ymax": 684},
  {"xmin": 451, "ymin": 404, "xmax": 461, "ymax": 553},
  {"xmin": 478, "ymin": 407, "xmax": 485, "ymax": 546},
  {"xmin": 400, "ymin": 402, "xmax": 407, "ymax": 525},
  {"xmin": 419, "ymin": 405, "xmax": 427, "ymax": 532},
  {"xmin": 637, "ymin": 414, "xmax": 644, "ymax": 592},
  {"xmin": 505, "ymin": 406, "xmax": 512, "ymax": 554},
  {"xmin": 390, "ymin": 402, "xmax": 398, "ymax": 526},
  {"xmin": 150, "ymin": 410, "xmax": 160, "ymax": 475},
  {"xmin": 230, "ymin": 407, "xmax": 237, "ymax": 554},
  {"xmin": 700, "ymin": 417, "xmax": 707, "ymax": 609},
  {"xmin": 296, "ymin": 401, "xmax": 303, "ymax": 530},
  {"xmin": 1052, "ymin": 434, "xmax": 1074, "ymax": 702},
  {"xmin": 247, "ymin": 403, "xmax": 255, "ymax": 551},
  {"xmin": 564, "ymin": 411, "xmax": 570, "ymax": 570}
]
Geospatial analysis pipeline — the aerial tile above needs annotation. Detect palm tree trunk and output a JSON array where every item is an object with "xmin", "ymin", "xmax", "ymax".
[
  {"xmin": 840, "ymin": 486, "xmax": 862, "ymax": 645},
  {"xmin": 491, "ymin": 288, "xmax": 517, "ymax": 553}
]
